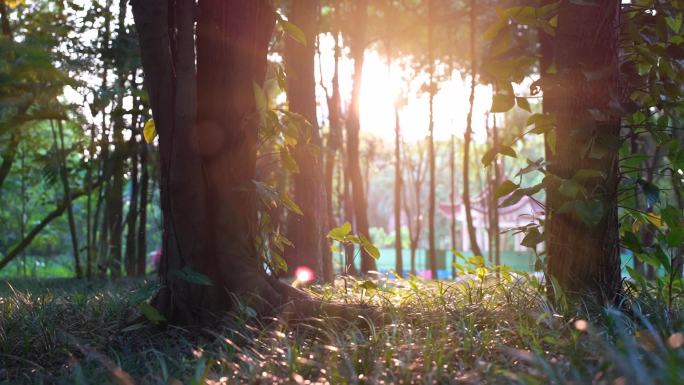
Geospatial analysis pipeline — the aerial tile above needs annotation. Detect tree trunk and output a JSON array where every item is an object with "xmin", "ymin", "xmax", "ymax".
[
  {"xmin": 0, "ymin": 131, "xmax": 19, "ymax": 194},
  {"xmin": 546, "ymin": 0, "xmax": 622, "ymax": 302},
  {"xmin": 133, "ymin": 0, "xmax": 288, "ymax": 324},
  {"xmin": 342, "ymin": 146, "xmax": 357, "ymax": 275},
  {"xmin": 323, "ymin": 32, "xmax": 343, "ymax": 276},
  {"xmin": 426, "ymin": 0, "xmax": 437, "ymax": 279},
  {"xmin": 136, "ymin": 140, "xmax": 149, "ymax": 276},
  {"xmin": 394, "ymin": 108, "xmax": 403, "ymax": 277},
  {"xmin": 283, "ymin": 0, "xmax": 331, "ymax": 283},
  {"xmin": 51, "ymin": 120, "xmax": 83, "ymax": 278},
  {"xmin": 449, "ymin": 133, "xmax": 457, "ymax": 277},
  {"xmin": 463, "ymin": 0, "xmax": 483, "ymax": 258},
  {"xmin": 125, "ymin": 137, "xmax": 140, "ymax": 276}
]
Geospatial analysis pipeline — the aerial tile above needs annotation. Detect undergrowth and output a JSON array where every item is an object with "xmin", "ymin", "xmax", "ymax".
[{"xmin": 0, "ymin": 274, "xmax": 682, "ymax": 384}]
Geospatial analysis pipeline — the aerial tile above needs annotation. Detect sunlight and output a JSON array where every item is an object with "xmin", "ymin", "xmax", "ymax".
[{"xmin": 316, "ymin": 34, "xmax": 493, "ymax": 144}]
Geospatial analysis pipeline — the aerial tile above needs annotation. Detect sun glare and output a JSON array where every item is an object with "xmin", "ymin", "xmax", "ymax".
[{"xmin": 316, "ymin": 34, "xmax": 494, "ymax": 144}]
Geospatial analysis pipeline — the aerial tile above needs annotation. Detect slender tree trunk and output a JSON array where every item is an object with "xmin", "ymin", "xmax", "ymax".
[
  {"xmin": 342, "ymin": 146, "xmax": 357, "ymax": 275},
  {"xmin": 345, "ymin": 0, "xmax": 375, "ymax": 273},
  {"xmin": 323, "ymin": 32, "xmax": 343, "ymax": 278},
  {"xmin": 136, "ymin": 140, "xmax": 149, "ymax": 276},
  {"xmin": 51, "ymin": 120, "xmax": 83, "ymax": 278},
  {"xmin": 0, "ymin": 132, "xmax": 19, "ymax": 194},
  {"xmin": 85, "ymin": 124, "xmax": 95, "ymax": 279},
  {"xmin": 283, "ymin": 0, "xmax": 331, "ymax": 282},
  {"xmin": 449, "ymin": 133, "xmax": 457, "ymax": 277},
  {"xmin": 426, "ymin": 0, "xmax": 437, "ymax": 279},
  {"xmin": 125, "ymin": 138, "xmax": 140, "ymax": 276},
  {"xmin": 19, "ymin": 147, "xmax": 26, "ymax": 276},
  {"xmin": 463, "ymin": 0, "xmax": 483, "ymax": 257},
  {"xmin": 546, "ymin": 0, "xmax": 622, "ymax": 302},
  {"xmin": 492, "ymin": 116, "xmax": 501, "ymax": 268},
  {"xmin": 394, "ymin": 107, "xmax": 403, "ymax": 277}
]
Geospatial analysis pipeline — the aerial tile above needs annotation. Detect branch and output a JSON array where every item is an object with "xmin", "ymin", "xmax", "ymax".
[{"xmin": 0, "ymin": 179, "xmax": 103, "ymax": 271}]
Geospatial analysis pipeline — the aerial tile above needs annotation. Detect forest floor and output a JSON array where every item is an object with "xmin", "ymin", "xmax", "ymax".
[{"xmin": 1, "ymin": 274, "xmax": 683, "ymax": 385}]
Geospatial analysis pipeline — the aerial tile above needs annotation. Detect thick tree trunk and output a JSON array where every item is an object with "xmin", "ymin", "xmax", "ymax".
[
  {"xmin": 283, "ymin": 0, "xmax": 331, "ymax": 283},
  {"xmin": 463, "ymin": 0, "xmax": 483, "ymax": 258},
  {"xmin": 133, "ymin": 0, "xmax": 286, "ymax": 323},
  {"xmin": 546, "ymin": 0, "xmax": 622, "ymax": 302},
  {"xmin": 346, "ymin": 0, "xmax": 375, "ymax": 273}
]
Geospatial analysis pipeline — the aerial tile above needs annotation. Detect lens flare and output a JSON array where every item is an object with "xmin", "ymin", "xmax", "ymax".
[{"xmin": 294, "ymin": 266, "xmax": 314, "ymax": 284}]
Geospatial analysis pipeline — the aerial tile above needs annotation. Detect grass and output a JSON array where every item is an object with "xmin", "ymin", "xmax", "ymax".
[{"xmin": 1, "ymin": 273, "xmax": 683, "ymax": 385}]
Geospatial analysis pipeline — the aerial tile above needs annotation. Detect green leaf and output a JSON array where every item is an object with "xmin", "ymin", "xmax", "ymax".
[
  {"xmin": 490, "ymin": 93, "xmax": 515, "ymax": 113},
  {"xmin": 495, "ymin": 180, "xmax": 519, "ymax": 198},
  {"xmin": 481, "ymin": 145, "xmax": 517, "ymax": 166},
  {"xmin": 139, "ymin": 303, "xmax": 166, "ymax": 324},
  {"xmin": 359, "ymin": 234, "xmax": 380, "ymax": 260},
  {"xmin": 576, "ymin": 200, "xmax": 604, "ymax": 225},
  {"xmin": 662, "ymin": 205, "xmax": 681, "ymax": 228},
  {"xmin": 667, "ymin": 14, "xmax": 682, "ymax": 33},
  {"xmin": 622, "ymin": 230, "xmax": 643, "ymax": 254},
  {"xmin": 666, "ymin": 227, "xmax": 684, "ymax": 247},
  {"xmin": 358, "ymin": 280, "xmax": 379, "ymax": 291},
  {"xmin": 280, "ymin": 192, "xmax": 303, "ymax": 216},
  {"xmin": 558, "ymin": 179, "xmax": 581, "ymax": 199},
  {"xmin": 516, "ymin": 97, "xmax": 531, "ymax": 112},
  {"xmin": 520, "ymin": 227, "xmax": 543, "ymax": 249},
  {"xmin": 573, "ymin": 169, "xmax": 604, "ymax": 182},
  {"xmin": 328, "ymin": 222, "xmax": 352, "ymax": 241},
  {"xmin": 174, "ymin": 266, "xmax": 213, "ymax": 286},
  {"xmin": 467, "ymin": 255, "xmax": 485, "ymax": 268},
  {"xmin": 279, "ymin": 19, "xmax": 307, "ymax": 46}
]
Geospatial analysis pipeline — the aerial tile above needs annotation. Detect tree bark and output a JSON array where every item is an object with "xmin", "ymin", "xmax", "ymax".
[
  {"xmin": 133, "ymin": 0, "xmax": 289, "ymax": 323},
  {"xmin": 283, "ymin": 0, "xmax": 331, "ymax": 283},
  {"xmin": 125, "ymin": 137, "xmax": 140, "ymax": 276},
  {"xmin": 546, "ymin": 0, "xmax": 622, "ymax": 302},
  {"xmin": 463, "ymin": 0, "xmax": 483, "ymax": 258},
  {"xmin": 50, "ymin": 120, "xmax": 83, "ymax": 278},
  {"xmin": 345, "ymin": 0, "xmax": 376, "ymax": 273},
  {"xmin": 426, "ymin": 0, "xmax": 437, "ymax": 279},
  {"xmin": 394, "ymin": 108, "xmax": 403, "ymax": 277},
  {"xmin": 136, "ymin": 140, "xmax": 149, "ymax": 276},
  {"xmin": 323, "ymin": 32, "xmax": 343, "ymax": 276},
  {"xmin": 449, "ymin": 133, "xmax": 457, "ymax": 277}
]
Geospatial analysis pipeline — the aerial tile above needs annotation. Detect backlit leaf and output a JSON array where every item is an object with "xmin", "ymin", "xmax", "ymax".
[
  {"xmin": 143, "ymin": 119, "xmax": 156, "ymax": 144},
  {"xmin": 328, "ymin": 222, "xmax": 352, "ymax": 241},
  {"xmin": 495, "ymin": 180, "xmax": 519, "ymax": 198},
  {"xmin": 279, "ymin": 19, "xmax": 307, "ymax": 46}
]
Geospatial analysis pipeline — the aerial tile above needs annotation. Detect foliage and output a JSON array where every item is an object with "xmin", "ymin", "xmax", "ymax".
[{"xmin": 2, "ymin": 275, "xmax": 684, "ymax": 384}]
